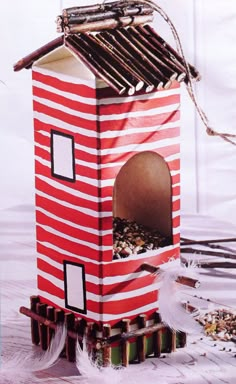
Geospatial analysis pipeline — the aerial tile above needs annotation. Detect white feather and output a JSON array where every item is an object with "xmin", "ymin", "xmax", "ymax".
[
  {"xmin": 0, "ymin": 325, "xmax": 66, "ymax": 383},
  {"xmin": 157, "ymin": 260, "xmax": 201, "ymax": 334},
  {"xmin": 76, "ymin": 339, "xmax": 168, "ymax": 384}
]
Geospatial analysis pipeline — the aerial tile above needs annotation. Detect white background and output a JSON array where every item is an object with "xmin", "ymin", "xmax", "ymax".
[{"xmin": 0, "ymin": 0, "xmax": 235, "ymax": 225}]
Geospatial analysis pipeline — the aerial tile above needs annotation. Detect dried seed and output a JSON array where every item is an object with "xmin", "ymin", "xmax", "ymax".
[
  {"xmin": 197, "ymin": 308, "xmax": 236, "ymax": 341},
  {"xmin": 113, "ymin": 217, "xmax": 170, "ymax": 259}
]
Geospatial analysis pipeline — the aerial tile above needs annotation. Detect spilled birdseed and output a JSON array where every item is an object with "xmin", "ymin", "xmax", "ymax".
[
  {"xmin": 197, "ymin": 309, "xmax": 236, "ymax": 341},
  {"xmin": 113, "ymin": 217, "xmax": 171, "ymax": 259}
]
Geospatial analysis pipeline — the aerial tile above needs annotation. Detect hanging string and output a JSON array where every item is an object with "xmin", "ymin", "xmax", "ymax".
[{"xmin": 121, "ymin": 0, "xmax": 236, "ymax": 145}]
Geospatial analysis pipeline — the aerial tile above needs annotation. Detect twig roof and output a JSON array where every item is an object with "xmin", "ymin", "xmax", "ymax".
[{"xmin": 13, "ymin": 1, "xmax": 200, "ymax": 95}]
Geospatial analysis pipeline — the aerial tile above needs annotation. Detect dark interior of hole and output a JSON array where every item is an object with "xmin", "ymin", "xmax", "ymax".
[{"xmin": 113, "ymin": 151, "xmax": 173, "ymax": 259}]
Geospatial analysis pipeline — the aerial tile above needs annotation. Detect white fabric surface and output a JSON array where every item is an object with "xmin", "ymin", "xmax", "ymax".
[{"xmin": 0, "ymin": 0, "xmax": 236, "ymax": 224}]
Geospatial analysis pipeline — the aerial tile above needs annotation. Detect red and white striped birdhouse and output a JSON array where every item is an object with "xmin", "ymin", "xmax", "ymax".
[{"xmin": 14, "ymin": 1, "xmax": 200, "ymax": 364}]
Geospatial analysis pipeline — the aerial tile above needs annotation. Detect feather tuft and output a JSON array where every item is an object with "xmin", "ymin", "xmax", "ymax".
[
  {"xmin": 157, "ymin": 260, "xmax": 202, "ymax": 334},
  {"xmin": 0, "ymin": 325, "xmax": 66, "ymax": 383},
  {"xmin": 76, "ymin": 338, "xmax": 168, "ymax": 384}
]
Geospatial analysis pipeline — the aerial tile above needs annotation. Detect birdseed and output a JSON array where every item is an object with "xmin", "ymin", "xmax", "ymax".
[
  {"xmin": 197, "ymin": 309, "xmax": 236, "ymax": 341},
  {"xmin": 113, "ymin": 217, "xmax": 171, "ymax": 259}
]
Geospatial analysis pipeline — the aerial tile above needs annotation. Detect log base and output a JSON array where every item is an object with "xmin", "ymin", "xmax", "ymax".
[{"xmin": 22, "ymin": 295, "xmax": 187, "ymax": 366}]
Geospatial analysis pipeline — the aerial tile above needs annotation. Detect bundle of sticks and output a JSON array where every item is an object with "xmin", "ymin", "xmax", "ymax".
[
  {"xmin": 14, "ymin": 1, "xmax": 200, "ymax": 95},
  {"xmin": 56, "ymin": 1, "xmax": 155, "ymax": 34}
]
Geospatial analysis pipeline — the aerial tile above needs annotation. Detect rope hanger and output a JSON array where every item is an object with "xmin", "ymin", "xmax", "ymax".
[{"xmin": 102, "ymin": 0, "xmax": 236, "ymax": 145}]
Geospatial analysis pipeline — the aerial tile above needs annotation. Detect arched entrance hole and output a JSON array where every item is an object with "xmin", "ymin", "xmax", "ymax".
[{"xmin": 113, "ymin": 151, "xmax": 173, "ymax": 258}]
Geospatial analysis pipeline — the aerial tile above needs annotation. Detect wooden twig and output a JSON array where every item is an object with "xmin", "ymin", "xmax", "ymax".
[
  {"xmin": 94, "ymin": 33, "xmax": 147, "ymax": 91},
  {"xmin": 153, "ymin": 312, "xmax": 162, "ymax": 357},
  {"xmin": 181, "ymin": 237, "xmax": 236, "ymax": 246},
  {"xmin": 198, "ymin": 261, "xmax": 236, "ymax": 269},
  {"xmin": 13, "ymin": 36, "xmax": 64, "ymax": 72},
  {"xmin": 178, "ymin": 331, "xmax": 187, "ymax": 348},
  {"xmin": 21, "ymin": 306, "xmax": 77, "ymax": 339},
  {"xmin": 109, "ymin": 322, "xmax": 166, "ymax": 344},
  {"xmin": 181, "ymin": 256, "xmax": 236, "ymax": 269},
  {"xmin": 137, "ymin": 314, "xmax": 146, "ymax": 362},
  {"xmin": 165, "ymin": 327, "xmax": 175, "ymax": 353},
  {"xmin": 175, "ymin": 275, "xmax": 200, "ymax": 288},
  {"xmin": 102, "ymin": 324, "xmax": 112, "ymax": 366},
  {"xmin": 137, "ymin": 25, "xmax": 186, "ymax": 82},
  {"xmin": 65, "ymin": 313, "xmax": 76, "ymax": 362},
  {"xmin": 181, "ymin": 247, "xmax": 236, "ymax": 259},
  {"xmin": 65, "ymin": 35, "xmax": 126, "ymax": 95},
  {"xmin": 60, "ymin": 4, "xmax": 153, "ymax": 26},
  {"xmin": 141, "ymin": 262, "xmax": 160, "ymax": 274},
  {"xmin": 128, "ymin": 26, "xmax": 178, "ymax": 81},
  {"xmin": 63, "ymin": 14, "xmax": 154, "ymax": 34},
  {"xmin": 100, "ymin": 30, "xmax": 156, "ymax": 91},
  {"xmin": 181, "ymin": 237, "xmax": 236, "ymax": 254},
  {"xmin": 62, "ymin": 1, "xmax": 147, "ymax": 17},
  {"xmin": 171, "ymin": 330, "xmax": 176, "ymax": 352},
  {"xmin": 120, "ymin": 28, "xmax": 172, "ymax": 88},
  {"xmin": 46, "ymin": 306, "xmax": 55, "ymax": 346},
  {"xmin": 30, "ymin": 296, "xmax": 40, "ymax": 345},
  {"xmin": 54, "ymin": 308, "xmax": 65, "ymax": 323},
  {"xmin": 182, "ymin": 302, "xmax": 199, "ymax": 314},
  {"xmin": 37, "ymin": 303, "xmax": 48, "ymax": 350},
  {"xmin": 77, "ymin": 33, "xmax": 136, "ymax": 94},
  {"xmin": 205, "ymin": 243, "xmax": 236, "ymax": 254},
  {"xmin": 111, "ymin": 29, "xmax": 165, "ymax": 89},
  {"xmin": 121, "ymin": 319, "xmax": 130, "ymax": 366},
  {"xmin": 85, "ymin": 322, "xmax": 97, "ymax": 358},
  {"xmin": 63, "ymin": 4, "xmax": 106, "ymax": 16},
  {"xmin": 144, "ymin": 24, "xmax": 201, "ymax": 81},
  {"xmin": 82, "ymin": 33, "xmax": 144, "ymax": 92},
  {"xmin": 141, "ymin": 263, "xmax": 200, "ymax": 288}
]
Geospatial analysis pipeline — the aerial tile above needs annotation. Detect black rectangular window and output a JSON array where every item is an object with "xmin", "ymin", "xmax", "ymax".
[
  {"xmin": 51, "ymin": 130, "xmax": 75, "ymax": 182},
  {"xmin": 63, "ymin": 261, "xmax": 87, "ymax": 314}
]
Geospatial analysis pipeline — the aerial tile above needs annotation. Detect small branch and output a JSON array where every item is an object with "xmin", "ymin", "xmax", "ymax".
[
  {"xmin": 129, "ymin": 26, "xmax": 178, "ymax": 81},
  {"xmin": 102, "ymin": 30, "xmax": 163, "ymax": 89},
  {"xmin": 60, "ymin": 4, "xmax": 153, "ymax": 26},
  {"xmin": 176, "ymin": 275, "xmax": 200, "ymax": 289},
  {"xmin": 199, "ymin": 261, "xmax": 236, "ymax": 269},
  {"xmin": 137, "ymin": 25, "xmax": 186, "ymax": 82},
  {"xmin": 106, "ymin": 322, "xmax": 166, "ymax": 346},
  {"xmin": 65, "ymin": 35, "xmax": 127, "ymax": 95},
  {"xmin": 62, "ymin": 1, "xmax": 145, "ymax": 17},
  {"xmin": 120, "ymin": 28, "xmax": 172, "ymax": 88},
  {"xmin": 20, "ymin": 306, "xmax": 77, "ymax": 340},
  {"xmin": 114, "ymin": 29, "xmax": 165, "ymax": 88},
  {"xmin": 181, "ymin": 237, "xmax": 236, "ymax": 246},
  {"xmin": 144, "ymin": 24, "xmax": 200, "ymax": 82},
  {"xmin": 181, "ymin": 247, "xmax": 236, "ymax": 260},
  {"xmin": 141, "ymin": 263, "xmax": 200, "ymax": 288},
  {"xmin": 83, "ymin": 33, "xmax": 144, "ymax": 92},
  {"xmin": 63, "ymin": 14, "xmax": 154, "ymax": 34},
  {"xmin": 13, "ymin": 36, "xmax": 64, "ymax": 71},
  {"xmin": 141, "ymin": 262, "xmax": 159, "ymax": 274},
  {"xmin": 182, "ymin": 302, "xmax": 199, "ymax": 314},
  {"xmin": 181, "ymin": 257, "xmax": 236, "ymax": 269},
  {"xmin": 181, "ymin": 237, "xmax": 236, "ymax": 255}
]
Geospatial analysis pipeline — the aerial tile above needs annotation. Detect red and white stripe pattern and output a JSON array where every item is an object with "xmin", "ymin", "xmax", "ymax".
[{"xmin": 33, "ymin": 60, "xmax": 181, "ymax": 326}]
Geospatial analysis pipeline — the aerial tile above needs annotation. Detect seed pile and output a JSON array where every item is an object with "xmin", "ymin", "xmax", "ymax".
[
  {"xmin": 113, "ymin": 217, "xmax": 171, "ymax": 259},
  {"xmin": 198, "ymin": 309, "xmax": 236, "ymax": 341}
]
